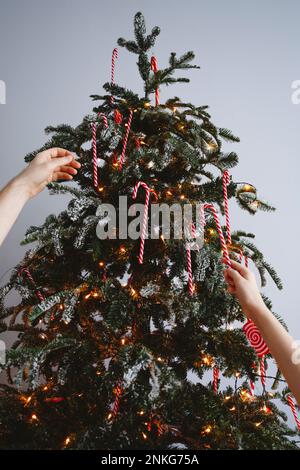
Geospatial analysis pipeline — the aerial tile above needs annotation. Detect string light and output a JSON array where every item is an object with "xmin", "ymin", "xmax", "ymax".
[
  {"xmin": 84, "ymin": 293, "xmax": 91, "ymax": 300},
  {"xmin": 260, "ymin": 404, "xmax": 271, "ymax": 414},
  {"xmin": 92, "ymin": 291, "xmax": 99, "ymax": 298},
  {"xmin": 119, "ymin": 246, "xmax": 127, "ymax": 255},
  {"xmin": 144, "ymin": 102, "xmax": 151, "ymax": 109},
  {"xmin": 96, "ymin": 371, "xmax": 101, "ymax": 376},
  {"xmin": 166, "ymin": 190, "xmax": 173, "ymax": 196},
  {"xmin": 107, "ymin": 412, "xmax": 113, "ymax": 420},
  {"xmin": 235, "ymin": 372, "xmax": 241, "ymax": 378},
  {"xmin": 58, "ymin": 304, "xmax": 64, "ymax": 311},
  {"xmin": 138, "ymin": 410, "xmax": 145, "ymax": 416},
  {"xmin": 39, "ymin": 333, "xmax": 47, "ymax": 340},
  {"xmin": 64, "ymin": 436, "xmax": 71, "ymax": 446},
  {"xmin": 42, "ymin": 385, "xmax": 48, "ymax": 392},
  {"xmin": 157, "ymin": 356, "xmax": 163, "ymax": 362},
  {"xmin": 202, "ymin": 425, "xmax": 213, "ymax": 435},
  {"xmin": 97, "ymin": 186, "xmax": 104, "ymax": 193},
  {"xmin": 31, "ymin": 413, "xmax": 38, "ymax": 421},
  {"xmin": 202, "ymin": 354, "xmax": 214, "ymax": 367},
  {"xmin": 224, "ymin": 395, "xmax": 231, "ymax": 401},
  {"xmin": 120, "ymin": 338, "xmax": 126, "ymax": 345},
  {"xmin": 180, "ymin": 194, "xmax": 185, "ymax": 200},
  {"xmin": 98, "ymin": 261, "xmax": 105, "ymax": 268},
  {"xmin": 142, "ymin": 432, "xmax": 148, "ymax": 440},
  {"xmin": 255, "ymin": 421, "xmax": 263, "ymax": 428},
  {"xmin": 229, "ymin": 406, "xmax": 236, "ymax": 412}
]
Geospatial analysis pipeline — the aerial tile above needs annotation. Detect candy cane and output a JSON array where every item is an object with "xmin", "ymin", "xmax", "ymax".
[
  {"xmin": 91, "ymin": 122, "xmax": 98, "ymax": 188},
  {"xmin": 222, "ymin": 170, "xmax": 231, "ymax": 244},
  {"xmin": 110, "ymin": 48, "xmax": 118, "ymax": 104},
  {"xmin": 98, "ymin": 113, "xmax": 108, "ymax": 128},
  {"xmin": 186, "ymin": 246, "xmax": 194, "ymax": 296},
  {"xmin": 287, "ymin": 394, "xmax": 300, "ymax": 430},
  {"xmin": 213, "ymin": 366, "xmax": 220, "ymax": 394},
  {"xmin": 249, "ymin": 378, "xmax": 255, "ymax": 397},
  {"xmin": 19, "ymin": 268, "xmax": 45, "ymax": 303},
  {"xmin": 119, "ymin": 109, "xmax": 134, "ymax": 170},
  {"xmin": 185, "ymin": 224, "xmax": 197, "ymax": 295},
  {"xmin": 151, "ymin": 56, "xmax": 159, "ymax": 107},
  {"xmin": 112, "ymin": 382, "xmax": 123, "ymax": 419},
  {"xmin": 132, "ymin": 182, "xmax": 158, "ymax": 264},
  {"xmin": 260, "ymin": 356, "xmax": 266, "ymax": 388},
  {"xmin": 203, "ymin": 204, "xmax": 231, "ymax": 267}
]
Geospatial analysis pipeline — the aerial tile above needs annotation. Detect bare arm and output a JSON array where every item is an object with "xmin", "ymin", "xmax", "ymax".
[
  {"xmin": 0, "ymin": 148, "xmax": 81, "ymax": 246},
  {"xmin": 224, "ymin": 259, "xmax": 300, "ymax": 406}
]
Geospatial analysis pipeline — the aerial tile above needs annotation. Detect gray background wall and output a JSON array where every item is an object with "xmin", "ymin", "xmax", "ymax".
[{"xmin": 0, "ymin": 0, "xmax": 299, "ymax": 386}]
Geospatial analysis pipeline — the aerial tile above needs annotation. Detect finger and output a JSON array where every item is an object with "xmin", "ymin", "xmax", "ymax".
[
  {"xmin": 225, "ymin": 268, "xmax": 243, "ymax": 284},
  {"xmin": 59, "ymin": 165, "xmax": 78, "ymax": 175},
  {"xmin": 50, "ymin": 155, "xmax": 74, "ymax": 170},
  {"xmin": 223, "ymin": 271, "xmax": 235, "ymax": 288},
  {"xmin": 49, "ymin": 148, "xmax": 75, "ymax": 158},
  {"xmin": 227, "ymin": 285, "xmax": 236, "ymax": 295},
  {"xmin": 69, "ymin": 159, "xmax": 81, "ymax": 169},
  {"xmin": 52, "ymin": 172, "xmax": 73, "ymax": 181},
  {"xmin": 224, "ymin": 258, "xmax": 250, "ymax": 278}
]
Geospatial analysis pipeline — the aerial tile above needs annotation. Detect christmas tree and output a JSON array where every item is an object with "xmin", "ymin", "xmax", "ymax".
[{"xmin": 0, "ymin": 12, "xmax": 298, "ymax": 450}]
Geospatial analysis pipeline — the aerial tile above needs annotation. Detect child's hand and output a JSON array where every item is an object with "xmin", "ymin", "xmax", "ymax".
[
  {"xmin": 223, "ymin": 259, "xmax": 265, "ymax": 318},
  {"xmin": 14, "ymin": 148, "xmax": 81, "ymax": 199}
]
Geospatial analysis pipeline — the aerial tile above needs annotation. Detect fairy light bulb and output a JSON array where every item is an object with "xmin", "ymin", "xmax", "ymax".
[
  {"xmin": 144, "ymin": 102, "xmax": 151, "ymax": 109},
  {"xmin": 120, "ymin": 338, "xmax": 126, "ymax": 345},
  {"xmin": 107, "ymin": 413, "xmax": 113, "ymax": 420},
  {"xmin": 142, "ymin": 432, "xmax": 148, "ymax": 440},
  {"xmin": 64, "ymin": 436, "xmax": 71, "ymax": 446},
  {"xmin": 138, "ymin": 410, "xmax": 145, "ymax": 416},
  {"xmin": 97, "ymin": 186, "xmax": 104, "ymax": 193},
  {"xmin": 229, "ymin": 406, "xmax": 236, "ymax": 412},
  {"xmin": 99, "ymin": 261, "xmax": 105, "ymax": 268},
  {"xmin": 180, "ymin": 194, "xmax": 185, "ymax": 200},
  {"xmin": 203, "ymin": 425, "xmax": 212, "ymax": 434},
  {"xmin": 31, "ymin": 413, "xmax": 38, "ymax": 421}
]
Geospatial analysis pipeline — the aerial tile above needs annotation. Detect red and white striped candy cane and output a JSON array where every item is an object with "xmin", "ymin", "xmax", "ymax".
[
  {"xmin": 112, "ymin": 382, "xmax": 123, "ymax": 419},
  {"xmin": 110, "ymin": 47, "xmax": 118, "ymax": 104},
  {"xmin": 287, "ymin": 394, "xmax": 300, "ymax": 430},
  {"xmin": 132, "ymin": 182, "xmax": 158, "ymax": 264},
  {"xmin": 98, "ymin": 113, "xmax": 108, "ymax": 128},
  {"xmin": 200, "ymin": 203, "xmax": 206, "ymax": 232},
  {"xmin": 91, "ymin": 122, "xmax": 98, "ymax": 188},
  {"xmin": 185, "ymin": 223, "xmax": 197, "ymax": 295},
  {"xmin": 249, "ymin": 378, "xmax": 255, "ymax": 397},
  {"xmin": 150, "ymin": 56, "xmax": 159, "ymax": 107},
  {"xmin": 260, "ymin": 356, "xmax": 266, "ymax": 388},
  {"xmin": 119, "ymin": 109, "xmax": 134, "ymax": 170},
  {"xmin": 213, "ymin": 366, "xmax": 220, "ymax": 394},
  {"xmin": 222, "ymin": 170, "xmax": 231, "ymax": 245},
  {"xmin": 186, "ymin": 246, "xmax": 194, "ymax": 296},
  {"xmin": 19, "ymin": 268, "xmax": 45, "ymax": 303},
  {"xmin": 203, "ymin": 204, "xmax": 231, "ymax": 267}
]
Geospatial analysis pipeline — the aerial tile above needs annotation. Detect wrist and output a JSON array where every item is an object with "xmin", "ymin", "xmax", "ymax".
[
  {"xmin": 245, "ymin": 298, "xmax": 270, "ymax": 323},
  {"xmin": 9, "ymin": 174, "xmax": 32, "ymax": 202}
]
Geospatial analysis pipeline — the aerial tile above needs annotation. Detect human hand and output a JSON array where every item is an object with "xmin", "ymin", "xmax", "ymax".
[
  {"xmin": 14, "ymin": 148, "xmax": 81, "ymax": 199},
  {"xmin": 223, "ymin": 258, "xmax": 265, "ymax": 318}
]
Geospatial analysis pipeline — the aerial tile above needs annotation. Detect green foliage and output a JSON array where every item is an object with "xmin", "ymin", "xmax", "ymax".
[{"xmin": 0, "ymin": 11, "xmax": 295, "ymax": 451}]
